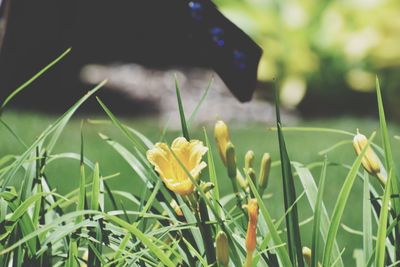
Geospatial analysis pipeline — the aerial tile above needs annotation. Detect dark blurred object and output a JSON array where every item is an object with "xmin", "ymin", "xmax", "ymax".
[{"xmin": 0, "ymin": 0, "xmax": 262, "ymax": 113}]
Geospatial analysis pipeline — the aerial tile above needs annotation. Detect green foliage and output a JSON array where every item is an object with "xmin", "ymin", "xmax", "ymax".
[{"xmin": 1, "ymin": 55, "xmax": 400, "ymax": 266}]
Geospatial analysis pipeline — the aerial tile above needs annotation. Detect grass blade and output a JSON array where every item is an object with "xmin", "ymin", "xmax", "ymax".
[
  {"xmin": 293, "ymin": 162, "xmax": 343, "ymax": 267},
  {"xmin": 311, "ymin": 157, "xmax": 328, "ymax": 267},
  {"xmin": 363, "ymin": 171, "xmax": 373, "ymax": 266},
  {"xmin": 188, "ymin": 76, "xmax": 213, "ymax": 126},
  {"xmin": 174, "ymin": 75, "xmax": 190, "ymax": 140},
  {"xmin": 376, "ymin": 77, "xmax": 400, "ymax": 262},
  {"xmin": 0, "ymin": 81, "xmax": 106, "ymax": 190},
  {"xmin": 0, "ymin": 48, "xmax": 71, "ymax": 114},
  {"xmin": 322, "ymin": 132, "xmax": 376, "ymax": 266},
  {"xmin": 375, "ymin": 169, "xmax": 393, "ymax": 267},
  {"xmin": 275, "ymin": 89, "xmax": 304, "ymax": 267}
]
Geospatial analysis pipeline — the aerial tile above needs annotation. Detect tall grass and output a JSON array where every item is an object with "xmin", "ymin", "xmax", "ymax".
[{"xmin": 0, "ymin": 53, "xmax": 399, "ymax": 266}]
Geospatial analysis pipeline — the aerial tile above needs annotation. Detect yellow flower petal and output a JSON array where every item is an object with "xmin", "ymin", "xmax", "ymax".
[{"xmin": 147, "ymin": 137, "xmax": 208, "ymax": 196}]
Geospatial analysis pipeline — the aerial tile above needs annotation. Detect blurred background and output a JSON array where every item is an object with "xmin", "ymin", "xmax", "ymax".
[
  {"xmin": 214, "ymin": 0, "xmax": 400, "ymax": 118},
  {"xmin": 1, "ymin": 0, "xmax": 400, "ymax": 123},
  {"xmin": 75, "ymin": 0, "xmax": 400, "ymax": 121}
]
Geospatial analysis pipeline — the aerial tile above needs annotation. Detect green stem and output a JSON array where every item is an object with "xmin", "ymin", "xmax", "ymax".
[{"xmin": 245, "ymin": 250, "xmax": 254, "ymax": 267}]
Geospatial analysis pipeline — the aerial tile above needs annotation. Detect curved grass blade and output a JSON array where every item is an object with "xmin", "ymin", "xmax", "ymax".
[
  {"xmin": 0, "ymin": 81, "xmax": 106, "ymax": 191},
  {"xmin": 293, "ymin": 162, "xmax": 343, "ymax": 267},
  {"xmin": 96, "ymin": 97, "xmax": 148, "ymax": 154},
  {"xmin": 322, "ymin": 132, "xmax": 376, "ymax": 266},
  {"xmin": 105, "ymin": 214, "xmax": 176, "ymax": 267},
  {"xmin": 0, "ymin": 48, "xmax": 71, "ymax": 114},
  {"xmin": 376, "ymin": 77, "xmax": 400, "ymax": 262}
]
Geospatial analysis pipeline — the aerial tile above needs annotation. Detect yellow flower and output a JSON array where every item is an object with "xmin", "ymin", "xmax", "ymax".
[
  {"xmin": 147, "ymin": 137, "xmax": 208, "ymax": 196},
  {"xmin": 214, "ymin": 120, "xmax": 230, "ymax": 164}
]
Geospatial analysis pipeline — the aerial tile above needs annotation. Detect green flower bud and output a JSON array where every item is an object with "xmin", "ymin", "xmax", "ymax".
[
  {"xmin": 226, "ymin": 142, "xmax": 237, "ymax": 179},
  {"xmin": 200, "ymin": 182, "xmax": 215, "ymax": 194},
  {"xmin": 216, "ymin": 231, "xmax": 229, "ymax": 266},
  {"xmin": 245, "ymin": 150, "xmax": 255, "ymax": 170},
  {"xmin": 258, "ymin": 153, "xmax": 271, "ymax": 194},
  {"xmin": 248, "ymin": 168, "xmax": 256, "ymax": 184}
]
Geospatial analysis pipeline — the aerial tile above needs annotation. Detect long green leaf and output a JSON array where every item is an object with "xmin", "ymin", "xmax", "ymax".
[
  {"xmin": 322, "ymin": 132, "xmax": 376, "ymax": 266},
  {"xmin": 174, "ymin": 75, "xmax": 190, "ymax": 140},
  {"xmin": 0, "ymin": 48, "xmax": 71, "ymax": 114},
  {"xmin": 91, "ymin": 163, "xmax": 100, "ymax": 211},
  {"xmin": 375, "ymin": 169, "xmax": 393, "ymax": 267},
  {"xmin": 311, "ymin": 157, "xmax": 328, "ymax": 267},
  {"xmin": 363, "ymin": 171, "xmax": 373, "ymax": 266},
  {"xmin": 376, "ymin": 77, "xmax": 400, "ymax": 262},
  {"xmin": 188, "ymin": 77, "xmax": 213, "ymax": 125},
  {"xmin": 275, "ymin": 89, "xmax": 303, "ymax": 267},
  {"xmin": 293, "ymin": 162, "xmax": 343, "ymax": 267}
]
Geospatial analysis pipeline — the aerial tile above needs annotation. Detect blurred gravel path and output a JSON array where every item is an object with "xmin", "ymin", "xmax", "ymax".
[{"xmin": 81, "ymin": 63, "xmax": 296, "ymax": 127}]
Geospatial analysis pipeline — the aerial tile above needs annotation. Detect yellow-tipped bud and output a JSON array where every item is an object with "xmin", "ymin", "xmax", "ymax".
[
  {"xmin": 216, "ymin": 231, "xmax": 229, "ymax": 266},
  {"xmin": 258, "ymin": 153, "xmax": 271, "ymax": 192},
  {"xmin": 246, "ymin": 199, "xmax": 259, "ymax": 252},
  {"xmin": 215, "ymin": 120, "xmax": 230, "ymax": 165},
  {"xmin": 226, "ymin": 142, "xmax": 237, "ymax": 179},
  {"xmin": 244, "ymin": 199, "xmax": 258, "ymax": 267},
  {"xmin": 302, "ymin": 247, "xmax": 321, "ymax": 267},
  {"xmin": 170, "ymin": 199, "xmax": 183, "ymax": 217},
  {"xmin": 245, "ymin": 150, "xmax": 255, "ymax": 170},
  {"xmin": 353, "ymin": 131, "xmax": 386, "ymax": 185}
]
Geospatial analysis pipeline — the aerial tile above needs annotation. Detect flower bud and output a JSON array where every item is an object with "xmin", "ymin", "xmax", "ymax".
[
  {"xmin": 302, "ymin": 247, "xmax": 321, "ymax": 267},
  {"xmin": 258, "ymin": 153, "xmax": 271, "ymax": 193},
  {"xmin": 245, "ymin": 199, "xmax": 258, "ymax": 267},
  {"xmin": 247, "ymin": 168, "xmax": 257, "ymax": 197},
  {"xmin": 245, "ymin": 150, "xmax": 255, "ymax": 170},
  {"xmin": 226, "ymin": 142, "xmax": 237, "ymax": 179},
  {"xmin": 170, "ymin": 199, "xmax": 183, "ymax": 217},
  {"xmin": 353, "ymin": 131, "xmax": 386, "ymax": 185},
  {"xmin": 246, "ymin": 199, "xmax": 259, "ymax": 252},
  {"xmin": 200, "ymin": 182, "xmax": 215, "ymax": 194},
  {"xmin": 214, "ymin": 120, "xmax": 230, "ymax": 165},
  {"xmin": 216, "ymin": 231, "xmax": 229, "ymax": 266}
]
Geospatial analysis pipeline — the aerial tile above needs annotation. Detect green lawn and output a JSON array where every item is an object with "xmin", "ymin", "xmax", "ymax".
[{"xmin": 1, "ymin": 110, "xmax": 399, "ymax": 264}]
